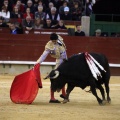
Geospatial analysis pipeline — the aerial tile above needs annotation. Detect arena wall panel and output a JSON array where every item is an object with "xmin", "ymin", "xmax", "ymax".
[{"xmin": 0, "ymin": 34, "xmax": 120, "ymax": 75}]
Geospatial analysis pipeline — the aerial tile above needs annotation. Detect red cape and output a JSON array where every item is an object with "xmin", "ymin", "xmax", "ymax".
[{"xmin": 10, "ymin": 63, "xmax": 42, "ymax": 104}]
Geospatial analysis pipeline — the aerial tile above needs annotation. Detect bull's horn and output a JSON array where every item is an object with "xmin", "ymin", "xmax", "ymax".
[
  {"xmin": 50, "ymin": 71, "xmax": 59, "ymax": 79},
  {"xmin": 43, "ymin": 75, "xmax": 49, "ymax": 80}
]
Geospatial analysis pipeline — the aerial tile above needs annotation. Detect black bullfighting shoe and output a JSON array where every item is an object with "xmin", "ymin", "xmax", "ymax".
[{"xmin": 49, "ymin": 100, "xmax": 61, "ymax": 103}]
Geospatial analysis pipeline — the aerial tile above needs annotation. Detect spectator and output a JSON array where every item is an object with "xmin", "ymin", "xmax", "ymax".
[
  {"xmin": 59, "ymin": 1, "xmax": 68, "ymax": 15},
  {"xmin": 33, "ymin": 0, "xmax": 40, "ymax": 7},
  {"xmin": 9, "ymin": 22, "xmax": 23, "ymax": 34},
  {"xmin": 86, "ymin": 0, "xmax": 96, "ymax": 16},
  {"xmin": 0, "ymin": 6, "xmax": 10, "ymax": 23},
  {"xmin": 35, "ymin": 0, "xmax": 46, "ymax": 12},
  {"xmin": 60, "ymin": 6, "xmax": 72, "ymax": 20},
  {"xmin": 1, "ymin": 0, "xmax": 13, "ymax": 11},
  {"xmin": 95, "ymin": 29, "xmax": 102, "ymax": 37},
  {"xmin": 23, "ymin": 7, "xmax": 34, "ymax": 19},
  {"xmin": 45, "ymin": 2, "xmax": 54, "ymax": 14},
  {"xmin": 75, "ymin": 25, "xmax": 85, "ymax": 36},
  {"xmin": 34, "ymin": 18, "xmax": 43, "ymax": 29},
  {"xmin": 22, "ymin": 16, "xmax": 34, "ymax": 31},
  {"xmin": 43, "ymin": 0, "xmax": 55, "ymax": 8},
  {"xmin": 71, "ymin": 2, "xmax": 82, "ymax": 21},
  {"xmin": 25, "ymin": 0, "xmax": 35, "ymax": 14},
  {"xmin": 69, "ymin": 0, "xmax": 82, "ymax": 9},
  {"xmin": 46, "ymin": 7, "xmax": 60, "ymax": 25},
  {"xmin": 10, "ymin": 6, "xmax": 22, "ymax": 19},
  {"xmin": 55, "ymin": 20, "xmax": 67, "ymax": 29},
  {"xmin": 13, "ymin": 0, "xmax": 25, "ymax": 13},
  {"xmin": 15, "ymin": 22, "xmax": 23, "ymax": 34},
  {"xmin": 35, "ymin": 5, "xmax": 45, "ymax": 20},
  {"xmin": 43, "ymin": 18, "xmax": 55, "ymax": 29}
]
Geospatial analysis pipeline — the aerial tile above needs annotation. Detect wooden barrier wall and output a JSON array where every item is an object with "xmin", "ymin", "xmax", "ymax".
[
  {"xmin": 0, "ymin": 34, "xmax": 120, "ymax": 63},
  {"xmin": 0, "ymin": 34, "xmax": 120, "ymax": 75}
]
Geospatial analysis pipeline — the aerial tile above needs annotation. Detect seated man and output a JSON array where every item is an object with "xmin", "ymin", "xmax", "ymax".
[
  {"xmin": 43, "ymin": 18, "xmax": 56, "ymax": 29},
  {"xmin": 75, "ymin": 25, "xmax": 85, "ymax": 36},
  {"xmin": 9, "ymin": 22, "xmax": 23, "ymax": 34},
  {"xmin": 45, "ymin": 6, "xmax": 60, "ymax": 25},
  {"xmin": 22, "ymin": 16, "xmax": 34, "ymax": 31},
  {"xmin": 60, "ymin": 6, "xmax": 72, "ymax": 20},
  {"xmin": 34, "ymin": 18, "xmax": 43, "ymax": 29},
  {"xmin": 55, "ymin": 20, "xmax": 67, "ymax": 29}
]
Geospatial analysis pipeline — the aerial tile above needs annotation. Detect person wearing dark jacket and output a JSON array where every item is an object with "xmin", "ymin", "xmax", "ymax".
[
  {"xmin": 9, "ymin": 22, "xmax": 23, "ymax": 34},
  {"xmin": 22, "ymin": 16, "xmax": 34, "ymax": 31},
  {"xmin": 60, "ymin": 6, "xmax": 72, "ymax": 20},
  {"xmin": 55, "ymin": 20, "xmax": 67, "ymax": 29},
  {"xmin": 43, "ymin": 18, "xmax": 56, "ymax": 29},
  {"xmin": 10, "ymin": 6, "xmax": 22, "ymax": 19},
  {"xmin": 45, "ymin": 6, "xmax": 60, "ymax": 25},
  {"xmin": 75, "ymin": 25, "xmax": 85, "ymax": 36}
]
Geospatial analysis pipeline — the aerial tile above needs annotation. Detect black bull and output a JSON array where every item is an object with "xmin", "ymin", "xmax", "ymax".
[{"xmin": 45, "ymin": 53, "xmax": 111, "ymax": 105}]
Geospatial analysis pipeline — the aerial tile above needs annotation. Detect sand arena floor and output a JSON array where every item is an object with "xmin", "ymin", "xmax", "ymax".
[{"xmin": 0, "ymin": 75, "xmax": 120, "ymax": 120}]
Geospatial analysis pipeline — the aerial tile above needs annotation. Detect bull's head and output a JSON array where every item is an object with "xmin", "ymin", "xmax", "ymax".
[
  {"xmin": 44, "ymin": 70, "xmax": 64, "ymax": 92},
  {"xmin": 44, "ymin": 70, "xmax": 59, "ymax": 80}
]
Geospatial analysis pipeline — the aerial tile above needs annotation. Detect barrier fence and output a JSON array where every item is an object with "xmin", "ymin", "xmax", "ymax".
[{"xmin": 0, "ymin": 34, "xmax": 120, "ymax": 75}]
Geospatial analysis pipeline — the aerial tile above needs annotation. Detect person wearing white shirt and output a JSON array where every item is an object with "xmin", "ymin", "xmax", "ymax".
[{"xmin": 0, "ymin": 6, "xmax": 10, "ymax": 22}]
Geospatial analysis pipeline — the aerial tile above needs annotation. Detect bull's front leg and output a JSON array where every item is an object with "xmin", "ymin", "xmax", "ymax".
[{"xmin": 62, "ymin": 83, "xmax": 75, "ymax": 104}]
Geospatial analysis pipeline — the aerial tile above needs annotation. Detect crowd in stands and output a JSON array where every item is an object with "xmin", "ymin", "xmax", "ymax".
[
  {"xmin": 0, "ymin": 0, "xmax": 119, "ymax": 38},
  {"xmin": 0, "ymin": 0, "xmax": 96, "ymax": 36},
  {"xmin": 1, "ymin": 0, "xmax": 118, "ymax": 37}
]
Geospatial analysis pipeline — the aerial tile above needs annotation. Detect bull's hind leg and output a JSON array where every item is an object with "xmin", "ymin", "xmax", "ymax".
[
  {"xmin": 104, "ymin": 70, "xmax": 111, "ymax": 103},
  {"xmin": 105, "ymin": 83, "xmax": 111, "ymax": 103},
  {"xmin": 96, "ymin": 84, "xmax": 106, "ymax": 105},
  {"xmin": 90, "ymin": 79, "xmax": 104, "ymax": 105},
  {"xmin": 90, "ymin": 86, "xmax": 103, "ymax": 105},
  {"xmin": 96, "ymin": 83, "xmax": 105, "ymax": 100}
]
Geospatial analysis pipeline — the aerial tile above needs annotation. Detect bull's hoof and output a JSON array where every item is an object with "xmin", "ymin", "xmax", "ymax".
[
  {"xmin": 107, "ymin": 100, "xmax": 111, "ymax": 104},
  {"xmin": 60, "ymin": 94, "xmax": 66, "ymax": 99},
  {"xmin": 107, "ymin": 98, "xmax": 111, "ymax": 104},
  {"xmin": 62, "ymin": 99, "xmax": 69, "ymax": 104},
  {"xmin": 99, "ymin": 100, "xmax": 106, "ymax": 106},
  {"xmin": 60, "ymin": 94, "xmax": 70, "ymax": 102},
  {"xmin": 49, "ymin": 100, "xmax": 61, "ymax": 103},
  {"xmin": 102, "ymin": 100, "xmax": 107, "ymax": 105}
]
